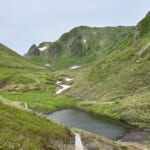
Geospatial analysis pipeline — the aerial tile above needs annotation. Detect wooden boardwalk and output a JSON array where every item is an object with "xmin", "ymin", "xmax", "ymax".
[{"xmin": 75, "ymin": 133, "xmax": 85, "ymax": 150}]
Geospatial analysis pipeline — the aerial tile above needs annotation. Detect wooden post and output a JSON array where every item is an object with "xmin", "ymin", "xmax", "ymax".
[{"xmin": 25, "ymin": 102, "xmax": 28, "ymax": 110}]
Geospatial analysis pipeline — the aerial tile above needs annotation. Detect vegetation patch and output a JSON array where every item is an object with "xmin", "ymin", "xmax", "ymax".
[
  {"xmin": 0, "ymin": 91, "xmax": 74, "ymax": 112},
  {"xmin": 0, "ymin": 102, "xmax": 73, "ymax": 150}
]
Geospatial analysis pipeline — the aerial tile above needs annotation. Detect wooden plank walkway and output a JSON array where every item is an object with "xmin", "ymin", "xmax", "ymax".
[{"xmin": 75, "ymin": 133, "xmax": 85, "ymax": 150}]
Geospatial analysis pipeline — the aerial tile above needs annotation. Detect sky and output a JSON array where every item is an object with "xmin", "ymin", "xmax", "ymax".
[{"xmin": 0, "ymin": 0, "xmax": 150, "ymax": 55}]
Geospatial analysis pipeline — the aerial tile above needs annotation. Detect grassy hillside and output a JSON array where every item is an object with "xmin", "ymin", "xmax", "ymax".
[
  {"xmin": 0, "ymin": 43, "xmax": 74, "ymax": 111},
  {"xmin": 0, "ymin": 42, "xmax": 76, "ymax": 149},
  {"xmin": 1, "ymin": 100, "xmax": 144, "ymax": 150},
  {"xmin": 0, "ymin": 43, "xmax": 40, "ymax": 68},
  {"xmin": 0, "ymin": 102, "xmax": 73, "ymax": 150},
  {"xmin": 2, "ymin": 12, "xmax": 150, "ymax": 127},
  {"xmin": 25, "ymin": 26, "xmax": 135, "ymax": 68},
  {"xmin": 0, "ymin": 91, "xmax": 74, "ymax": 112},
  {"xmin": 66, "ymin": 13, "xmax": 150, "ymax": 126},
  {"xmin": 137, "ymin": 11, "xmax": 150, "ymax": 37},
  {"xmin": 0, "ymin": 11, "xmax": 150, "ymax": 150},
  {"xmin": 0, "ymin": 43, "xmax": 52, "ymax": 92},
  {"xmin": 24, "ymin": 12, "xmax": 150, "ymax": 127}
]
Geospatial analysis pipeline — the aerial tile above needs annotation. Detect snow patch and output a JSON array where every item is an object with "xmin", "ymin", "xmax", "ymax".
[
  {"xmin": 39, "ymin": 46, "xmax": 48, "ymax": 51},
  {"xmin": 56, "ymin": 84, "xmax": 71, "ymax": 94},
  {"xmin": 65, "ymin": 78, "xmax": 73, "ymax": 81},
  {"xmin": 70, "ymin": 66, "xmax": 80, "ymax": 70},
  {"xmin": 56, "ymin": 81, "xmax": 62, "ymax": 85},
  {"xmin": 83, "ymin": 39, "xmax": 86, "ymax": 43},
  {"xmin": 45, "ymin": 64, "xmax": 51, "ymax": 67}
]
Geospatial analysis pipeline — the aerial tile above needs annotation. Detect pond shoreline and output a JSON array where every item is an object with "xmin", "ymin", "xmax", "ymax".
[
  {"xmin": 47, "ymin": 108, "xmax": 137, "ymax": 140},
  {"xmin": 42, "ymin": 106, "xmax": 137, "ymax": 129},
  {"xmin": 32, "ymin": 105, "xmax": 149, "ymax": 142}
]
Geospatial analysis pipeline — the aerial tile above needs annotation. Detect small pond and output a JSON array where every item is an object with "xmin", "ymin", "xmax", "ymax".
[{"xmin": 48, "ymin": 109, "xmax": 132, "ymax": 140}]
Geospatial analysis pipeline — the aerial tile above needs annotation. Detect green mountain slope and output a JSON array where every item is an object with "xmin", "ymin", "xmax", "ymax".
[
  {"xmin": 137, "ymin": 11, "xmax": 150, "ymax": 37},
  {"xmin": 67, "ymin": 12, "xmax": 150, "ymax": 126},
  {"xmin": 0, "ymin": 43, "xmax": 53, "ymax": 92},
  {"xmin": 25, "ymin": 26, "xmax": 135, "ymax": 68},
  {"xmin": 0, "ymin": 43, "xmax": 40, "ymax": 68},
  {"xmin": 0, "ymin": 102, "xmax": 73, "ymax": 149},
  {"xmin": 24, "ymin": 12, "xmax": 150, "ymax": 126},
  {"xmin": 0, "ymin": 11, "xmax": 150, "ymax": 150},
  {"xmin": 0, "ymin": 43, "xmax": 74, "ymax": 112}
]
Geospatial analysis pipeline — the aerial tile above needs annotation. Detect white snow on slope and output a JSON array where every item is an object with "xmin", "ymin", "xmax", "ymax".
[
  {"xmin": 39, "ymin": 46, "xmax": 48, "ymax": 51},
  {"xmin": 56, "ymin": 84, "xmax": 71, "ymax": 94},
  {"xmin": 83, "ymin": 39, "xmax": 86, "ymax": 43},
  {"xmin": 45, "ymin": 64, "xmax": 51, "ymax": 67},
  {"xmin": 70, "ymin": 66, "xmax": 80, "ymax": 70},
  {"xmin": 65, "ymin": 78, "xmax": 73, "ymax": 81},
  {"xmin": 56, "ymin": 81, "xmax": 62, "ymax": 85}
]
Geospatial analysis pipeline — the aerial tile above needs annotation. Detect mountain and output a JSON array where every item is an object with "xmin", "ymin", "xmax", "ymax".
[
  {"xmin": 24, "ymin": 12, "xmax": 150, "ymax": 126},
  {"xmin": 0, "ymin": 43, "xmax": 137, "ymax": 150},
  {"xmin": 67, "ymin": 12, "xmax": 150, "ymax": 126},
  {"xmin": 25, "ymin": 26, "xmax": 135, "ymax": 68},
  {"xmin": 26, "ymin": 44, "xmax": 40, "ymax": 57},
  {"xmin": 0, "ymin": 11, "xmax": 150, "ymax": 149},
  {"xmin": 0, "ymin": 44, "xmax": 76, "ymax": 149}
]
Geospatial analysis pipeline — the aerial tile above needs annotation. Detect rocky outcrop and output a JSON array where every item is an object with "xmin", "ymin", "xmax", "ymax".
[{"xmin": 25, "ymin": 44, "xmax": 40, "ymax": 58}]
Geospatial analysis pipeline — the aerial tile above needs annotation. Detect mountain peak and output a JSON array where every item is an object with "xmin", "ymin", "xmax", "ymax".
[{"xmin": 25, "ymin": 44, "xmax": 40, "ymax": 57}]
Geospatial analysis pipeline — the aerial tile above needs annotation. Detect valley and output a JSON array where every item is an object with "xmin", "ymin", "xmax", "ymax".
[{"xmin": 0, "ymin": 11, "xmax": 150, "ymax": 150}]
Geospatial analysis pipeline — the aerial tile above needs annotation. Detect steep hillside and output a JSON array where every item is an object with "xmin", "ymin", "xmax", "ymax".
[
  {"xmin": 0, "ymin": 102, "xmax": 73, "ymax": 150},
  {"xmin": 137, "ymin": 11, "xmax": 150, "ymax": 37},
  {"xmin": 0, "ymin": 43, "xmax": 74, "ymax": 112},
  {"xmin": 25, "ymin": 26, "xmax": 135, "ymax": 68},
  {"xmin": 0, "ymin": 43, "xmax": 53, "ymax": 92},
  {"xmin": 0, "ymin": 43, "xmax": 40, "ymax": 68},
  {"xmin": 67, "ymin": 12, "xmax": 150, "ymax": 126}
]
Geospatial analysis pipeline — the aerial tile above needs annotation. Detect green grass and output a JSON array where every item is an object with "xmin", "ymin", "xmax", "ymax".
[
  {"xmin": 0, "ymin": 11, "xmax": 150, "ymax": 136},
  {"xmin": 0, "ymin": 91, "xmax": 74, "ymax": 112},
  {"xmin": 67, "ymin": 39, "xmax": 150, "ymax": 126},
  {"xmin": 137, "ymin": 11, "xmax": 150, "ymax": 37},
  {"xmin": 0, "ymin": 102, "xmax": 72, "ymax": 150},
  {"xmin": 0, "ymin": 43, "xmax": 42, "ymax": 69},
  {"xmin": 77, "ymin": 91, "xmax": 150, "ymax": 126},
  {"xmin": 0, "ymin": 43, "xmax": 74, "ymax": 113},
  {"xmin": 0, "ymin": 66, "xmax": 56, "ymax": 92},
  {"xmin": 0, "ymin": 43, "xmax": 55, "ymax": 93}
]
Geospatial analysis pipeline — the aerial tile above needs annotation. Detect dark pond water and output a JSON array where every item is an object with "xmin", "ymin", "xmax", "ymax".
[{"xmin": 48, "ymin": 109, "xmax": 131, "ymax": 140}]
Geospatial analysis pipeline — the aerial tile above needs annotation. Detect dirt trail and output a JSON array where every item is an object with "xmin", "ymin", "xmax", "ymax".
[
  {"xmin": 0, "ymin": 96, "xmax": 24, "ymax": 109},
  {"xmin": 138, "ymin": 42, "xmax": 150, "ymax": 56}
]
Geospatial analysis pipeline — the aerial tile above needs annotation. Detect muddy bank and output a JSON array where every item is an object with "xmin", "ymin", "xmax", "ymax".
[{"xmin": 120, "ymin": 127, "xmax": 150, "ymax": 144}]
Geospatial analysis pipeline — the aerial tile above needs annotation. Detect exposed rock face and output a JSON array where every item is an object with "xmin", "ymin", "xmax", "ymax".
[
  {"xmin": 25, "ymin": 44, "xmax": 40, "ymax": 57},
  {"xmin": 25, "ymin": 26, "xmax": 135, "ymax": 67},
  {"xmin": 24, "ymin": 11, "xmax": 150, "ymax": 68}
]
